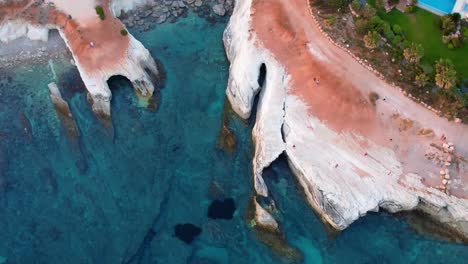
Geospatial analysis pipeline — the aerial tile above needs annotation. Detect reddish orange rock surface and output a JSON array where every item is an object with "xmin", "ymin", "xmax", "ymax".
[
  {"xmin": 249, "ymin": 0, "xmax": 468, "ymax": 198},
  {"xmin": 0, "ymin": 0, "xmax": 129, "ymax": 72}
]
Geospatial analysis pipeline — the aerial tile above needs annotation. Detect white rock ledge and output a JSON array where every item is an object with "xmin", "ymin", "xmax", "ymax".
[
  {"xmin": 225, "ymin": 0, "xmax": 468, "ymax": 239},
  {"xmin": 0, "ymin": 0, "xmax": 160, "ymax": 119}
]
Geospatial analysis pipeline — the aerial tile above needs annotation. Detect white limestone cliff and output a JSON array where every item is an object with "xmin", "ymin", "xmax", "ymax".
[
  {"xmin": 225, "ymin": 0, "xmax": 468, "ymax": 238},
  {"xmin": 224, "ymin": 0, "xmax": 286, "ymax": 198},
  {"xmin": 223, "ymin": 0, "xmax": 287, "ymax": 226},
  {"xmin": 58, "ymin": 31, "xmax": 159, "ymax": 118},
  {"xmin": 0, "ymin": 2, "xmax": 160, "ymax": 119}
]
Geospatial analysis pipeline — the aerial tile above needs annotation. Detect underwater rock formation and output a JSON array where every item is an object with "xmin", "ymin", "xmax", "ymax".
[
  {"xmin": 207, "ymin": 198, "xmax": 236, "ymax": 220},
  {"xmin": 48, "ymin": 82, "xmax": 79, "ymax": 138},
  {"xmin": 174, "ymin": 223, "xmax": 202, "ymax": 244}
]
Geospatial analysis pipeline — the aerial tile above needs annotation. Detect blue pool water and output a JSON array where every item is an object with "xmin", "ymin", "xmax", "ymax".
[
  {"xmin": 0, "ymin": 13, "xmax": 467, "ymax": 263},
  {"xmin": 419, "ymin": 0, "xmax": 456, "ymax": 14}
]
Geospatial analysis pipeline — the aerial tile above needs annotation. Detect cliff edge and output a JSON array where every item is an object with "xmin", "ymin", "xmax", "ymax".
[
  {"xmin": 225, "ymin": 0, "xmax": 468, "ymax": 240},
  {"xmin": 0, "ymin": 0, "xmax": 160, "ymax": 118}
]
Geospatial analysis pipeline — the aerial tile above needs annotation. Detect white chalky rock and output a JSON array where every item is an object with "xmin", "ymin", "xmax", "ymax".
[{"xmin": 225, "ymin": 0, "xmax": 468, "ymax": 239}]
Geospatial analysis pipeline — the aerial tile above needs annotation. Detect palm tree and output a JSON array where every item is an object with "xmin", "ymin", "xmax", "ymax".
[
  {"xmin": 403, "ymin": 42, "xmax": 424, "ymax": 64},
  {"xmin": 435, "ymin": 58, "xmax": 458, "ymax": 89},
  {"xmin": 363, "ymin": 31, "xmax": 379, "ymax": 49},
  {"xmin": 414, "ymin": 73, "xmax": 429, "ymax": 88}
]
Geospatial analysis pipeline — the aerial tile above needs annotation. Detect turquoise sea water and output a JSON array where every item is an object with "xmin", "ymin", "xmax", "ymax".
[{"xmin": 0, "ymin": 14, "xmax": 467, "ymax": 263}]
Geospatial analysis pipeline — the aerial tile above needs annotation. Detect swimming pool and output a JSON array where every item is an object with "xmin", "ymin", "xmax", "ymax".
[{"xmin": 418, "ymin": 0, "xmax": 456, "ymax": 15}]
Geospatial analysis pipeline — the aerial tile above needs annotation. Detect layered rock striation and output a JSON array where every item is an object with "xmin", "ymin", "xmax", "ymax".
[{"xmin": 225, "ymin": 0, "xmax": 468, "ymax": 240}]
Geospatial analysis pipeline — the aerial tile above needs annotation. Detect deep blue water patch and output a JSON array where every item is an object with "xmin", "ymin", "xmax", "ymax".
[
  {"xmin": 174, "ymin": 223, "xmax": 202, "ymax": 244},
  {"xmin": 207, "ymin": 198, "xmax": 236, "ymax": 220}
]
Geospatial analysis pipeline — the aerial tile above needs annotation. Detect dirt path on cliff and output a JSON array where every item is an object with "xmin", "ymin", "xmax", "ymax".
[{"xmin": 250, "ymin": 0, "xmax": 468, "ymax": 197}]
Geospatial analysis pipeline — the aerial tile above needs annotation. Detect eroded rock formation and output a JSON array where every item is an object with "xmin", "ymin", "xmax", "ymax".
[
  {"xmin": 0, "ymin": 0, "xmax": 161, "ymax": 118},
  {"xmin": 225, "ymin": 0, "xmax": 468, "ymax": 240}
]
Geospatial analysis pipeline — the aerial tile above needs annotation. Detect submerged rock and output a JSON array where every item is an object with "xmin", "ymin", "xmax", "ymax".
[
  {"xmin": 245, "ymin": 197, "xmax": 302, "ymax": 262},
  {"xmin": 202, "ymin": 220, "xmax": 226, "ymax": 243},
  {"xmin": 254, "ymin": 198, "xmax": 278, "ymax": 231},
  {"xmin": 174, "ymin": 223, "xmax": 202, "ymax": 244},
  {"xmin": 212, "ymin": 4, "xmax": 226, "ymax": 16},
  {"xmin": 217, "ymin": 101, "xmax": 236, "ymax": 153},
  {"xmin": 18, "ymin": 112, "xmax": 33, "ymax": 142},
  {"xmin": 217, "ymin": 123, "xmax": 236, "ymax": 153},
  {"xmin": 207, "ymin": 198, "xmax": 236, "ymax": 220}
]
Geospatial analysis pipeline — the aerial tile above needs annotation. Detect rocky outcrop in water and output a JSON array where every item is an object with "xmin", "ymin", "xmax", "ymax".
[
  {"xmin": 223, "ymin": 0, "xmax": 288, "ymax": 228},
  {"xmin": 118, "ymin": 0, "xmax": 234, "ymax": 31},
  {"xmin": 0, "ymin": 0, "xmax": 162, "ymax": 120}
]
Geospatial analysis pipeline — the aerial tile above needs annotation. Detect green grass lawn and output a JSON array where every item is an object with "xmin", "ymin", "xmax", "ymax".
[{"xmin": 377, "ymin": 7, "xmax": 468, "ymax": 79}]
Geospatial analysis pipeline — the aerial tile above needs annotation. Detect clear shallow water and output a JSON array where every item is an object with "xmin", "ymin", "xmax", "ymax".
[{"xmin": 0, "ymin": 14, "xmax": 467, "ymax": 264}]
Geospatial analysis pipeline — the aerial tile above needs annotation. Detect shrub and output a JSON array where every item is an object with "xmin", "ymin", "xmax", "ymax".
[
  {"xmin": 355, "ymin": 18, "xmax": 370, "ymax": 35},
  {"xmin": 375, "ymin": 0, "xmax": 385, "ymax": 11},
  {"xmin": 382, "ymin": 23, "xmax": 395, "ymax": 40},
  {"xmin": 451, "ymin": 12, "xmax": 461, "ymax": 23},
  {"xmin": 415, "ymin": 73, "xmax": 429, "ymax": 88},
  {"xmin": 351, "ymin": 0, "xmax": 361, "ymax": 12},
  {"xmin": 442, "ymin": 35, "xmax": 450, "ymax": 44},
  {"xmin": 392, "ymin": 35, "xmax": 402, "ymax": 45},
  {"xmin": 362, "ymin": 4, "xmax": 376, "ymax": 18},
  {"xmin": 323, "ymin": 0, "xmax": 349, "ymax": 9},
  {"xmin": 420, "ymin": 63, "xmax": 433, "ymax": 75},
  {"xmin": 95, "ymin": 5, "xmax": 105, "ymax": 20},
  {"xmin": 120, "ymin": 28, "xmax": 128, "ymax": 36},
  {"xmin": 463, "ymin": 27, "xmax": 468, "ymax": 39},
  {"xmin": 441, "ymin": 15, "xmax": 455, "ymax": 35},
  {"xmin": 435, "ymin": 58, "xmax": 458, "ymax": 89},
  {"xmin": 405, "ymin": 5, "xmax": 414, "ymax": 13},
  {"xmin": 392, "ymin": 24, "xmax": 402, "ymax": 35},
  {"xmin": 402, "ymin": 39, "xmax": 411, "ymax": 48},
  {"xmin": 325, "ymin": 15, "xmax": 338, "ymax": 26},
  {"xmin": 369, "ymin": 15, "xmax": 385, "ymax": 32},
  {"xmin": 443, "ymin": 35, "xmax": 462, "ymax": 48},
  {"xmin": 369, "ymin": 92, "xmax": 380, "ymax": 106},
  {"xmin": 450, "ymin": 37, "xmax": 461, "ymax": 48},
  {"xmin": 364, "ymin": 31, "xmax": 380, "ymax": 49},
  {"xmin": 403, "ymin": 42, "xmax": 424, "ymax": 63}
]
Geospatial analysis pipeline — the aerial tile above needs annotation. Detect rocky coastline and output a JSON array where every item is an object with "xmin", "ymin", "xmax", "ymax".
[
  {"xmin": 0, "ymin": 29, "xmax": 70, "ymax": 69},
  {"xmin": 224, "ymin": 0, "xmax": 468, "ymax": 242},
  {"xmin": 119, "ymin": 0, "xmax": 234, "ymax": 32},
  {"xmin": 0, "ymin": 0, "xmax": 163, "ymax": 119}
]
